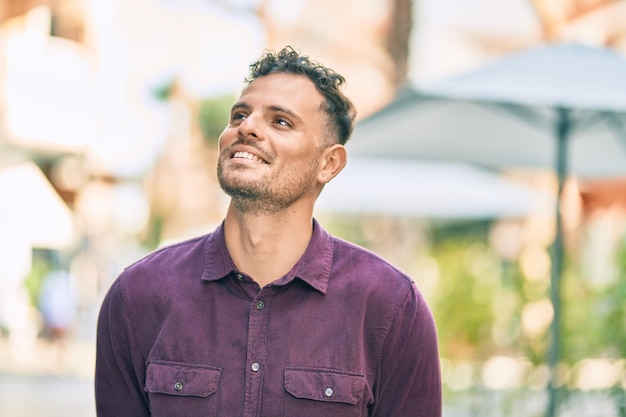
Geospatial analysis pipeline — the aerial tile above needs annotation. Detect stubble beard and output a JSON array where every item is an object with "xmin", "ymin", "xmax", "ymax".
[{"xmin": 217, "ymin": 157, "xmax": 320, "ymax": 216}]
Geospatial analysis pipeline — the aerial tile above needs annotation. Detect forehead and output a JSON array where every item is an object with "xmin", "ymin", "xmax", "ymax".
[{"xmin": 239, "ymin": 73, "xmax": 325, "ymax": 113}]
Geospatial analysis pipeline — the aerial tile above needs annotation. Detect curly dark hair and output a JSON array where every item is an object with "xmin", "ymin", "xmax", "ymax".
[{"xmin": 246, "ymin": 46, "xmax": 357, "ymax": 145}]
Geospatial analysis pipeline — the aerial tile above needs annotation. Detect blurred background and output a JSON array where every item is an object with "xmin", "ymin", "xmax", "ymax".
[{"xmin": 1, "ymin": 0, "xmax": 626, "ymax": 416}]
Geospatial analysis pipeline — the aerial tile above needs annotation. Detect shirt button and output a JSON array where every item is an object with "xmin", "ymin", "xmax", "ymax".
[
  {"xmin": 256, "ymin": 300, "xmax": 265, "ymax": 310},
  {"xmin": 235, "ymin": 273, "xmax": 244, "ymax": 281},
  {"xmin": 174, "ymin": 381, "xmax": 183, "ymax": 391},
  {"xmin": 251, "ymin": 362, "xmax": 260, "ymax": 372},
  {"xmin": 324, "ymin": 387, "xmax": 334, "ymax": 397}
]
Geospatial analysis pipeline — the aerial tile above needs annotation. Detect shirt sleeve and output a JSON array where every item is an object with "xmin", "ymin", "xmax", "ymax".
[
  {"xmin": 371, "ymin": 283, "xmax": 442, "ymax": 417},
  {"xmin": 95, "ymin": 278, "xmax": 150, "ymax": 417}
]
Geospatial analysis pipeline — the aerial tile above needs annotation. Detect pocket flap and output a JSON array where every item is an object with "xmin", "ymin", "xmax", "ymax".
[
  {"xmin": 145, "ymin": 361, "xmax": 221, "ymax": 398},
  {"xmin": 284, "ymin": 368, "xmax": 366, "ymax": 405}
]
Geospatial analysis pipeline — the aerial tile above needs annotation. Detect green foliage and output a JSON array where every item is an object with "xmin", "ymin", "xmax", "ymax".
[
  {"xmin": 198, "ymin": 95, "xmax": 236, "ymax": 144},
  {"xmin": 141, "ymin": 213, "xmax": 165, "ymax": 251},
  {"xmin": 430, "ymin": 235, "xmax": 499, "ymax": 359},
  {"xmin": 152, "ymin": 81, "xmax": 175, "ymax": 101},
  {"xmin": 561, "ymin": 235, "xmax": 626, "ymax": 362},
  {"xmin": 606, "ymin": 239, "xmax": 626, "ymax": 358},
  {"xmin": 23, "ymin": 254, "xmax": 53, "ymax": 308},
  {"xmin": 317, "ymin": 214, "xmax": 372, "ymax": 249},
  {"xmin": 609, "ymin": 387, "xmax": 626, "ymax": 417}
]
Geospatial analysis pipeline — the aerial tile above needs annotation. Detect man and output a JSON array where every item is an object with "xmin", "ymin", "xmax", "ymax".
[{"xmin": 95, "ymin": 46, "xmax": 441, "ymax": 416}]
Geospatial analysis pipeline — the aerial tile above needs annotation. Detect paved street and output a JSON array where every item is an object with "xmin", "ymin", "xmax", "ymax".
[
  {"xmin": 0, "ymin": 334, "xmax": 97, "ymax": 417},
  {"xmin": 0, "ymin": 374, "xmax": 95, "ymax": 417}
]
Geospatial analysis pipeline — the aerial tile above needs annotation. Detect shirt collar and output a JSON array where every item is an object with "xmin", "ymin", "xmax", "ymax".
[{"xmin": 201, "ymin": 218, "xmax": 334, "ymax": 294}]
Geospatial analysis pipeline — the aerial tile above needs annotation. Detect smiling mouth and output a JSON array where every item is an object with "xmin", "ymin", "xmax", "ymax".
[{"xmin": 232, "ymin": 151, "xmax": 266, "ymax": 163}]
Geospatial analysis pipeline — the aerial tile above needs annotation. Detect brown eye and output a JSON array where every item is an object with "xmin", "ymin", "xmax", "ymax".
[
  {"xmin": 231, "ymin": 112, "xmax": 246, "ymax": 123},
  {"xmin": 275, "ymin": 117, "xmax": 291, "ymax": 127}
]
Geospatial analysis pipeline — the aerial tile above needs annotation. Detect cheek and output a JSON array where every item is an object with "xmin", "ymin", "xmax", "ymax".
[{"xmin": 217, "ymin": 128, "xmax": 233, "ymax": 152}]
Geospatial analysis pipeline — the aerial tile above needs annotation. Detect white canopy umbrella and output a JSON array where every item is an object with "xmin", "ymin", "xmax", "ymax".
[
  {"xmin": 316, "ymin": 156, "xmax": 551, "ymax": 219},
  {"xmin": 350, "ymin": 44, "xmax": 626, "ymax": 177},
  {"xmin": 347, "ymin": 42, "xmax": 626, "ymax": 417}
]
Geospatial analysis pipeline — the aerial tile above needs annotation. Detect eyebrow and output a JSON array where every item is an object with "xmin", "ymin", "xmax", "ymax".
[
  {"xmin": 231, "ymin": 102, "xmax": 304, "ymax": 125},
  {"xmin": 231, "ymin": 102, "xmax": 250, "ymax": 113},
  {"xmin": 267, "ymin": 105, "xmax": 303, "ymax": 124}
]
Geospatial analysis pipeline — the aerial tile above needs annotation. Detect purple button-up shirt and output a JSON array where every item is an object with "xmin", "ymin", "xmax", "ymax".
[{"xmin": 95, "ymin": 219, "xmax": 441, "ymax": 417}]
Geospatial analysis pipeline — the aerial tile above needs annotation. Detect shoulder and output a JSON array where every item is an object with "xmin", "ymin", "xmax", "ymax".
[
  {"xmin": 126, "ymin": 234, "xmax": 208, "ymax": 275},
  {"xmin": 327, "ymin": 235, "xmax": 436, "ymax": 349},
  {"xmin": 331, "ymin": 235, "xmax": 414, "ymax": 286},
  {"xmin": 329, "ymin": 235, "xmax": 422, "ymax": 308},
  {"xmin": 110, "ymin": 234, "xmax": 210, "ymax": 303}
]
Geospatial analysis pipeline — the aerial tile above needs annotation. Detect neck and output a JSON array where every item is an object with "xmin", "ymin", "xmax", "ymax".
[{"xmin": 223, "ymin": 201, "xmax": 315, "ymax": 287}]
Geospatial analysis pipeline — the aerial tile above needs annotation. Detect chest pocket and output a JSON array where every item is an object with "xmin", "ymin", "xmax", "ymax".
[
  {"xmin": 145, "ymin": 361, "xmax": 221, "ymax": 417},
  {"xmin": 284, "ymin": 367, "xmax": 369, "ymax": 417}
]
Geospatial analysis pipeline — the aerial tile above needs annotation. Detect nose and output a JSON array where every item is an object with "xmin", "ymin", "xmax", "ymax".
[{"xmin": 237, "ymin": 113, "xmax": 261, "ymax": 140}]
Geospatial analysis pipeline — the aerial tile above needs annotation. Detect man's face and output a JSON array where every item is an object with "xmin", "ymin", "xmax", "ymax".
[{"xmin": 217, "ymin": 72, "xmax": 330, "ymax": 214}]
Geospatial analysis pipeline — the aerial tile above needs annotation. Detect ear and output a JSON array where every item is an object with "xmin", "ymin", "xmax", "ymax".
[{"xmin": 317, "ymin": 144, "xmax": 347, "ymax": 185}]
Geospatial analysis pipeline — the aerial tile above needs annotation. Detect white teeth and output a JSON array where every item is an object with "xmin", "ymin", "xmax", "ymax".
[{"xmin": 233, "ymin": 151, "xmax": 262, "ymax": 162}]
